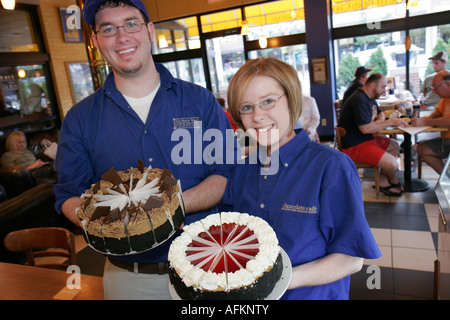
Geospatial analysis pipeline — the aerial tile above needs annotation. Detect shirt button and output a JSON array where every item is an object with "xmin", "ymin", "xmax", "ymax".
[
  {"xmin": 284, "ymin": 163, "xmax": 289, "ymax": 168},
  {"xmin": 264, "ymin": 175, "xmax": 267, "ymax": 180},
  {"xmin": 260, "ymin": 203, "xmax": 265, "ymax": 208},
  {"xmin": 149, "ymin": 158, "xmax": 153, "ymax": 162}
]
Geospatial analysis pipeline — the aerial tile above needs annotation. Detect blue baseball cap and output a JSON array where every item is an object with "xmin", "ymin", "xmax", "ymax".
[{"xmin": 82, "ymin": 0, "xmax": 150, "ymax": 26}]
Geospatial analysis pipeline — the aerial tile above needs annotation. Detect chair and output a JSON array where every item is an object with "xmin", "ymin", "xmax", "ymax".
[
  {"xmin": 334, "ymin": 99, "xmax": 342, "ymax": 122},
  {"xmin": 335, "ymin": 127, "xmax": 380, "ymax": 196},
  {"xmin": 333, "ymin": 100, "xmax": 342, "ymax": 148},
  {"xmin": 3, "ymin": 227, "xmax": 76, "ymax": 270}
]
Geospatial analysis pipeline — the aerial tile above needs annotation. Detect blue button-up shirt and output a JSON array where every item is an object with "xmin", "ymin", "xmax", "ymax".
[
  {"xmin": 55, "ymin": 63, "xmax": 238, "ymax": 263},
  {"xmin": 222, "ymin": 129, "xmax": 381, "ymax": 300}
]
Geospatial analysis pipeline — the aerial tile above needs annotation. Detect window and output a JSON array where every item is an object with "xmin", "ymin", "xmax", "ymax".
[
  {"xmin": 248, "ymin": 44, "xmax": 310, "ymax": 96},
  {"xmin": 408, "ymin": 0, "xmax": 450, "ymax": 17},
  {"xmin": 334, "ymin": 32, "xmax": 407, "ymax": 98},
  {"xmin": 334, "ymin": 22, "xmax": 450, "ymax": 100},
  {"xmin": 244, "ymin": 0, "xmax": 305, "ymax": 41},
  {"xmin": 332, "ymin": 0, "xmax": 406, "ymax": 28},
  {"xmin": 206, "ymin": 35, "xmax": 245, "ymax": 97},
  {"xmin": 0, "ymin": 65, "xmax": 55, "ymax": 128},
  {"xmin": 410, "ymin": 24, "xmax": 450, "ymax": 82},
  {"xmin": 162, "ymin": 58, "xmax": 206, "ymax": 87},
  {"xmin": 152, "ymin": 1, "xmax": 309, "ymax": 98},
  {"xmin": 200, "ymin": 9, "xmax": 242, "ymax": 33},
  {"xmin": 152, "ymin": 16, "xmax": 200, "ymax": 55},
  {"xmin": 0, "ymin": 9, "xmax": 39, "ymax": 52},
  {"xmin": 0, "ymin": 6, "xmax": 59, "ymax": 133}
]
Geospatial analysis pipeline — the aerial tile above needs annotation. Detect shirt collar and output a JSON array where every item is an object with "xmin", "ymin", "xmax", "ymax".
[
  {"xmin": 257, "ymin": 129, "xmax": 310, "ymax": 169},
  {"xmin": 102, "ymin": 63, "xmax": 178, "ymax": 97}
]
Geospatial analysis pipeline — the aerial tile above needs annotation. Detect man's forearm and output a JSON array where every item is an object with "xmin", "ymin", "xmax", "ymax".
[
  {"xmin": 61, "ymin": 196, "xmax": 82, "ymax": 227},
  {"xmin": 182, "ymin": 175, "xmax": 228, "ymax": 214}
]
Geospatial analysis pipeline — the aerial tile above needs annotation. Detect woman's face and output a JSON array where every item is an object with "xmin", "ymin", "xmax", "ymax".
[
  {"xmin": 14, "ymin": 136, "xmax": 26, "ymax": 153},
  {"xmin": 239, "ymin": 75, "xmax": 295, "ymax": 153}
]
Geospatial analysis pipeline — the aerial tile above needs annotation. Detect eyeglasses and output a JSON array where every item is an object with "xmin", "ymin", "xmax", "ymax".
[
  {"xmin": 238, "ymin": 94, "xmax": 286, "ymax": 115},
  {"xmin": 95, "ymin": 20, "xmax": 147, "ymax": 37}
]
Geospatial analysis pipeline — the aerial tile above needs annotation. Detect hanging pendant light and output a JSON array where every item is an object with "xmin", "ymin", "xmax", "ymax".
[
  {"xmin": 241, "ymin": 20, "xmax": 250, "ymax": 35},
  {"xmin": 158, "ymin": 34, "xmax": 168, "ymax": 48},
  {"xmin": 259, "ymin": 35, "xmax": 268, "ymax": 49},
  {"xmin": 1, "ymin": 0, "xmax": 15, "ymax": 10},
  {"xmin": 405, "ymin": 35, "xmax": 411, "ymax": 51}
]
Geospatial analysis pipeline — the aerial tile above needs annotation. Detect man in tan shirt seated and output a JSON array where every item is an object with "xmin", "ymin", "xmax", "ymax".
[{"xmin": 411, "ymin": 70, "xmax": 450, "ymax": 175}]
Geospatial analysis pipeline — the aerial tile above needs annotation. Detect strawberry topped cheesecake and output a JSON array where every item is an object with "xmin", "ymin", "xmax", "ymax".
[{"xmin": 168, "ymin": 212, "xmax": 283, "ymax": 300}]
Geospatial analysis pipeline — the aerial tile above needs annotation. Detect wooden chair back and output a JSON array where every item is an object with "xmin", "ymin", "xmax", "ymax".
[
  {"xmin": 4, "ymin": 227, "xmax": 76, "ymax": 270},
  {"xmin": 334, "ymin": 127, "xmax": 380, "ymax": 196},
  {"xmin": 335, "ymin": 126, "xmax": 345, "ymax": 151},
  {"xmin": 334, "ymin": 99, "xmax": 342, "ymax": 122}
]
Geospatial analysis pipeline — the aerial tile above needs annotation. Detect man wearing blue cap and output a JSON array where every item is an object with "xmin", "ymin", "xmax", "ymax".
[{"xmin": 54, "ymin": 0, "xmax": 237, "ymax": 299}]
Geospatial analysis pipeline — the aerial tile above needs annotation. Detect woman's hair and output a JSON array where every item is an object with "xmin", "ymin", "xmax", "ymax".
[
  {"xmin": 227, "ymin": 57, "xmax": 302, "ymax": 131},
  {"xmin": 5, "ymin": 131, "xmax": 26, "ymax": 152}
]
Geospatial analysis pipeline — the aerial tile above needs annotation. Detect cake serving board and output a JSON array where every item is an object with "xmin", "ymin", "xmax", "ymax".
[{"xmin": 169, "ymin": 248, "xmax": 292, "ymax": 300}]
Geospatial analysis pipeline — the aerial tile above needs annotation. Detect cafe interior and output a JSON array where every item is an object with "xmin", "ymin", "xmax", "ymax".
[{"xmin": 0, "ymin": 0, "xmax": 449, "ymax": 300}]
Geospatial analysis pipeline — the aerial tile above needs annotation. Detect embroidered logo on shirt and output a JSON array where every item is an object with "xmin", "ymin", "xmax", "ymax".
[
  {"xmin": 173, "ymin": 117, "xmax": 200, "ymax": 129},
  {"xmin": 281, "ymin": 203, "xmax": 318, "ymax": 214}
]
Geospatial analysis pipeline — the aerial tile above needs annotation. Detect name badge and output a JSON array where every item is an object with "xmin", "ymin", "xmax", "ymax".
[{"xmin": 173, "ymin": 117, "xmax": 200, "ymax": 129}]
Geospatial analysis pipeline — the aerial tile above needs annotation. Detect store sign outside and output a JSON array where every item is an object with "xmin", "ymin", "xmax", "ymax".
[{"xmin": 331, "ymin": 0, "xmax": 403, "ymax": 14}]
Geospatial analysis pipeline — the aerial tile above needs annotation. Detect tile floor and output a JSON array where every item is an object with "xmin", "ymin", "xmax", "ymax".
[{"xmin": 349, "ymin": 163, "xmax": 441, "ymax": 300}]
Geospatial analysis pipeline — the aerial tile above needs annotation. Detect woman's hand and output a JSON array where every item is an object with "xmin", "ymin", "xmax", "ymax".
[{"xmin": 27, "ymin": 159, "xmax": 49, "ymax": 170}]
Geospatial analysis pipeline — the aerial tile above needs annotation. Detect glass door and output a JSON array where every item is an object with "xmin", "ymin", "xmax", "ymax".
[{"xmin": 205, "ymin": 34, "xmax": 245, "ymax": 98}]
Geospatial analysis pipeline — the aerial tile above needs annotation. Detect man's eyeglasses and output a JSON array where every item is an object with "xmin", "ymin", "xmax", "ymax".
[
  {"xmin": 95, "ymin": 20, "xmax": 147, "ymax": 37},
  {"xmin": 238, "ymin": 94, "xmax": 286, "ymax": 115}
]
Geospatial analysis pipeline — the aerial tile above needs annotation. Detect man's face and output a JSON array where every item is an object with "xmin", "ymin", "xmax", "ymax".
[
  {"xmin": 432, "ymin": 59, "xmax": 446, "ymax": 73},
  {"xmin": 91, "ymin": 5, "xmax": 154, "ymax": 78},
  {"xmin": 372, "ymin": 77, "xmax": 387, "ymax": 99},
  {"xmin": 360, "ymin": 72, "xmax": 370, "ymax": 84},
  {"xmin": 431, "ymin": 75, "xmax": 450, "ymax": 98}
]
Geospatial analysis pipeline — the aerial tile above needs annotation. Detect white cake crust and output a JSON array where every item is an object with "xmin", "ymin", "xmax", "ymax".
[{"xmin": 168, "ymin": 212, "xmax": 280, "ymax": 292}]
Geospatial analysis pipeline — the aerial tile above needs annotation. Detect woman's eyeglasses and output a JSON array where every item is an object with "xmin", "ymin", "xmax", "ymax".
[{"xmin": 238, "ymin": 94, "xmax": 286, "ymax": 115}]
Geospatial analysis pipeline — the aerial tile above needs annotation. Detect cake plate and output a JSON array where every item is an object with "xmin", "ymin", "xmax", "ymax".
[{"xmin": 169, "ymin": 248, "xmax": 292, "ymax": 300}]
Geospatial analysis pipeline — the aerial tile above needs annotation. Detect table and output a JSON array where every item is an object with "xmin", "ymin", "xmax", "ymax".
[
  {"xmin": 377, "ymin": 93, "xmax": 415, "ymax": 107},
  {"xmin": 0, "ymin": 262, "xmax": 104, "ymax": 300},
  {"xmin": 378, "ymin": 126, "xmax": 448, "ymax": 192}
]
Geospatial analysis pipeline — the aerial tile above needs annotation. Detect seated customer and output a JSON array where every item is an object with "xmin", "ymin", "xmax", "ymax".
[
  {"xmin": 1, "ymin": 131, "xmax": 54, "ymax": 178},
  {"xmin": 420, "ymin": 51, "xmax": 448, "ymax": 109},
  {"xmin": 411, "ymin": 70, "xmax": 450, "ymax": 175},
  {"xmin": 341, "ymin": 66, "xmax": 372, "ymax": 105},
  {"xmin": 338, "ymin": 73, "xmax": 408, "ymax": 196}
]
